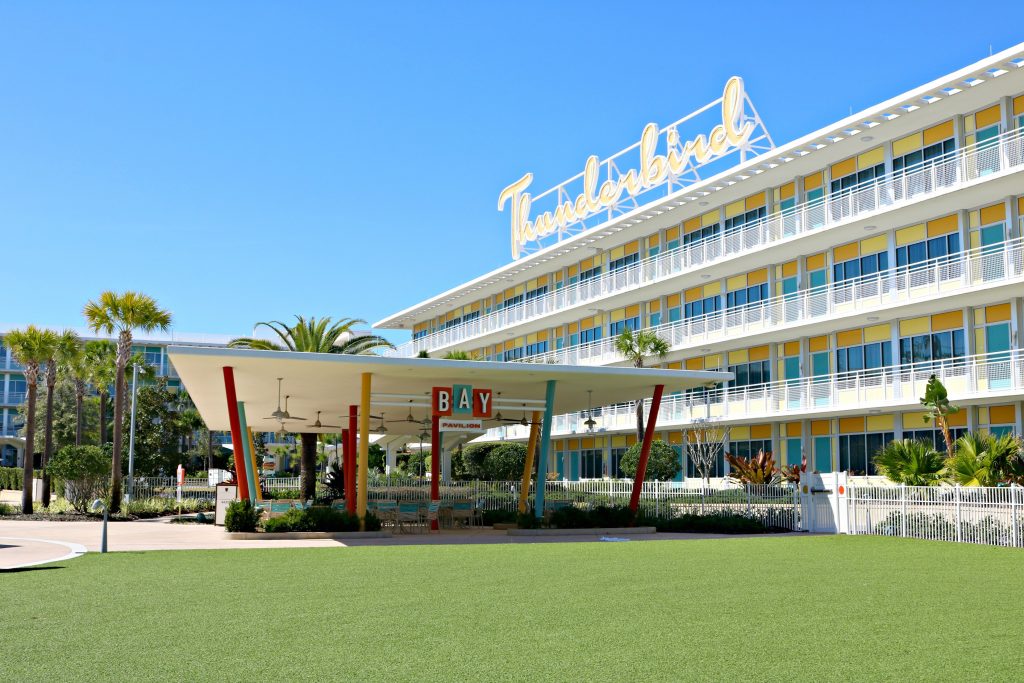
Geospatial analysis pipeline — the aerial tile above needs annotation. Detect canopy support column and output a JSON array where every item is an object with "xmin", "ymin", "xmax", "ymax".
[
  {"xmin": 245, "ymin": 426, "xmax": 262, "ymax": 501},
  {"xmin": 237, "ymin": 403, "xmax": 258, "ymax": 503},
  {"xmin": 221, "ymin": 367, "xmax": 250, "ymax": 501},
  {"xmin": 430, "ymin": 414, "xmax": 441, "ymax": 530},
  {"xmin": 534, "ymin": 380, "xmax": 557, "ymax": 520},
  {"xmin": 518, "ymin": 411, "xmax": 542, "ymax": 515},
  {"xmin": 358, "ymin": 374, "xmax": 371, "ymax": 528},
  {"xmin": 629, "ymin": 384, "xmax": 665, "ymax": 516},
  {"xmin": 347, "ymin": 404, "xmax": 358, "ymax": 514}
]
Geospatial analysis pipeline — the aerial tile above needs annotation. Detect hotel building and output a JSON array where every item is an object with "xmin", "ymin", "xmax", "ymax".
[{"xmin": 374, "ymin": 45, "xmax": 1024, "ymax": 482}]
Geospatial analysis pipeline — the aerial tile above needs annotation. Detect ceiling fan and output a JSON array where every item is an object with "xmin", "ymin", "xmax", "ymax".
[
  {"xmin": 584, "ymin": 390, "xmax": 597, "ymax": 432},
  {"xmin": 306, "ymin": 411, "xmax": 340, "ymax": 430},
  {"xmin": 385, "ymin": 400, "xmax": 421, "ymax": 424},
  {"xmin": 265, "ymin": 379, "xmax": 306, "ymax": 422}
]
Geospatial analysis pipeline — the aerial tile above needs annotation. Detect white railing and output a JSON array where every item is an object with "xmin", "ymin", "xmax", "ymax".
[
  {"xmin": 127, "ymin": 476, "xmax": 216, "ymax": 501},
  {"xmin": 517, "ymin": 237, "xmax": 1024, "ymax": 366},
  {"xmin": 487, "ymin": 350, "xmax": 1024, "ymax": 441},
  {"xmin": 389, "ymin": 126, "xmax": 1024, "ymax": 357},
  {"xmin": 847, "ymin": 484, "xmax": 1023, "ymax": 548}
]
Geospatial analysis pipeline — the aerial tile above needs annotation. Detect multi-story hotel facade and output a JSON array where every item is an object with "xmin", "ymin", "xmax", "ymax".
[{"xmin": 375, "ymin": 45, "xmax": 1024, "ymax": 482}]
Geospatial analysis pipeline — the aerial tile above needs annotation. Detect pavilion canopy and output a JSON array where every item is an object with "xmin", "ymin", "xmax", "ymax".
[{"xmin": 167, "ymin": 345, "xmax": 731, "ymax": 437}]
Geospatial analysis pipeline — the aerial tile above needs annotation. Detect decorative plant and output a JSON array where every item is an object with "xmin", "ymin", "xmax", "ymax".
[
  {"xmin": 612, "ymin": 328, "xmax": 670, "ymax": 440},
  {"xmin": 686, "ymin": 422, "xmax": 730, "ymax": 487},
  {"xmin": 618, "ymin": 440, "xmax": 681, "ymax": 481},
  {"xmin": 725, "ymin": 449, "xmax": 780, "ymax": 485},
  {"xmin": 920, "ymin": 374, "xmax": 959, "ymax": 455},
  {"xmin": 873, "ymin": 439, "xmax": 945, "ymax": 486},
  {"xmin": 323, "ymin": 460, "xmax": 345, "ymax": 500},
  {"xmin": 780, "ymin": 454, "xmax": 808, "ymax": 484},
  {"xmin": 947, "ymin": 432, "xmax": 1022, "ymax": 486}
]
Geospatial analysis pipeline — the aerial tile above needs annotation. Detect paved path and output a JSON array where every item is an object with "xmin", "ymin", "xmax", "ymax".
[{"xmin": 0, "ymin": 518, "xmax": 806, "ymax": 568}]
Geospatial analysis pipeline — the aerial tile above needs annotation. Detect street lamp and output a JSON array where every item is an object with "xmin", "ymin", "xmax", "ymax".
[
  {"xmin": 90, "ymin": 499, "xmax": 108, "ymax": 553},
  {"xmin": 126, "ymin": 363, "xmax": 141, "ymax": 502}
]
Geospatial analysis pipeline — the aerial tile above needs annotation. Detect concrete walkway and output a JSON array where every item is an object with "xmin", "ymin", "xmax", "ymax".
[{"xmin": 0, "ymin": 518, "xmax": 806, "ymax": 568}]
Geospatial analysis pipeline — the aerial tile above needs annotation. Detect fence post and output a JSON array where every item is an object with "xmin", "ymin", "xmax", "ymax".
[
  {"xmin": 745, "ymin": 485, "xmax": 751, "ymax": 516},
  {"xmin": 1012, "ymin": 483, "xmax": 1019, "ymax": 549},
  {"xmin": 955, "ymin": 484, "xmax": 962, "ymax": 543},
  {"xmin": 900, "ymin": 484, "xmax": 907, "ymax": 538}
]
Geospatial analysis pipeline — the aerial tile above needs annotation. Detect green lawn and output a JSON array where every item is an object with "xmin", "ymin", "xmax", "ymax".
[{"xmin": 3, "ymin": 536, "xmax": 1023, "ymax": 681}]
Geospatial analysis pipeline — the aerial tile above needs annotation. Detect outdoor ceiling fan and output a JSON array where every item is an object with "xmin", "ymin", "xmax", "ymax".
[
  {"xmin": 584, "ymin": 390, "xmax": 597, "ymax": 432},
  {"xmin": 306, "ymin": 411, "xmax": 340, "ymax": 430},
  {"xmin": 264, "ymin": 378, "xmax": 306, "ymax": 422},
  {"xmin": 385, "ymin": 400, "xmax": 420, "ymax": 424}
]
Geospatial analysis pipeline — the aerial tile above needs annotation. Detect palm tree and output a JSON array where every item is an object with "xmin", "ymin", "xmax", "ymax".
[
  {"xmin": 61, "ymin": 339, "xmax": 91, "ymax": 446},
  {"xmin": 920, "ymin": 374, "xmax": 959, "ymax": 455},
  {"xmin": 83, "ymin": 291, "xmax": 172, "ymax": 513},
  {"xmin": 873, "ymin": 439, "xmax": 945, "ymax": 486},
  {"xmin": 41, "ymin": 330, "xmax": 81, "ymax": 506},
  {"xmin": 947, "ymin": 432, "xmax": 1021, "ymax": 487},
  {"xmin": 85, "ymin": 340, "xmax": 117, "ymax": 446},
  {"xmin": 5, "ymin": 325, "xmax": 59, "ymax": 513},
  {"xmin": 229, "ymin": 316, "xmax": 394, "ymax": 500},
  {"xmin": 613, "ymin": 328, "xmax": 670, "ymax": 440}
]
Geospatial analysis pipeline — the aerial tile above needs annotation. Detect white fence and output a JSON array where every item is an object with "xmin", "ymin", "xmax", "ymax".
[{"xmin": 126, "ymin": 477, "xmax": 215, "ymax": 501}]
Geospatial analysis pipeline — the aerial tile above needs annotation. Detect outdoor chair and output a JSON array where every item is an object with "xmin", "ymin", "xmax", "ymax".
[
  {"xmin": 449, "ymin": 500, "xmax": 478, "ymax": 528},
  {"xmin": 375, "ymin": 501, "xmax": 399, "ymax": 528},
  {"xmin": 330, "ymin": 499, "xmax": 346, "ymax": 511},
  {"xmin": 268, "ymin": 501, "xmax": 293, "ymax": 518},
  {"xmin": 424, "ymin": 501, "xmax": 442, "ymax": 533},
  {"xmin": 395, "ymin": 502, "xmax": 424, "ymax": 533}
]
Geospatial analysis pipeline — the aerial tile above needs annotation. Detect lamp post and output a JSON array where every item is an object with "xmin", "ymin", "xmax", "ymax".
[
  {"xmin": 91, "ymin": 499, "xmax": 108, "ymax": 553},
  {"xmin": 126, "ymin": 363, "xmax": 140, "ymax": 503}
]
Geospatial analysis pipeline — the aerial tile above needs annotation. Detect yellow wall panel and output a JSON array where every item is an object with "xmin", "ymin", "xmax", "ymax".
[
  {"xmin": 745, "ymin": 193, "xmax": 766, "ymax": 210},
  {"xmin": 986, "ymin": 303, "xmax": 1011, "ymax": 323},
  {"xmin": 931, "ymin": 310, "xmax": 963, "ymax": 332},
  {"xmin": 975, "ymin": 104, "xmax": 1001, "ymax": 128},
  {"xmin": 610, "ymin": 309, "xmax": 624, "ymax": 322},
  {"xmin": 625, "ymin": 304, "xmax": 640, "ymax": 317},
  {"xmin": 1015, "ymin": 95, "xmax": 1024, "ymax": 116},
  {"xmin": 831, "ymin": 157, "xmax": 856, "ymax": 179},
  {"xmin": 860, "ymin": 234, "xmax": 888, "ymax": 255},
  {"xmin": 685, "ymin": 357, "xmax": 704, "ymax": 370},
  {"xmin": 725, "ymin": 200, "xmax": 745, "ymax": 218},
  {"xmin": 703, "ymin": 353, "xmax": 722, "ymax": 368},
  {"xmin": 581, "ymin": 437, "xmax": 595, "ymax": 449},
  {"xmin": 923, "ymin": 120, "xmax": 954, "ymax": 145},
  {"xmin": 732, "ymin": 426, "xmax": 750, "ymax": 440},
  {"xmin": 866, "ymin": 414, "xmax": 895, "ymax": 431},
  {"xmin": 647, "ymin": 299, "xmax": 660, "ymax": 312},
  {"xmin": 903, "ymin": 410, "xmax": 928, "ymax": 423},
  {"xmin": 858, "ymin": 147, "xmax": 884, "ymax": 168},
  {"xmin": 892, "ymin": 132, "xmax": 923, "ymax": 157},
  {"xmin": 683, "ymin": 218, "xmax": 700, "ymax": 234},
  {"xmin": 782, "ymin": 260, "xmax": 798, "ymax": 277},
  {"xmin": 806, "ymin": 253, "xmax": 825, "ymax": 271},
  {"xmin": 702, "ymin": 210, "xmax": 719, "ymax": 227},
  {"xmin": 668, "ymin": 431, "xmax": 684, "ymax": 445},
  {"xmin": 785, "ymin": 421, "xmax": 802, "ymax": 437},
  {"xmin": 804, "ymin": 172, "xmax": 823, "ymax": 191},
  {"xmin": 568, "ymin": 322, "xmax": 578, "ymax": 333},
  {"xmin": 990, "ymin": 405, "xmax": 1017, "ymax": 424},
  {"xmin": 685, "ymin": 286, "xmax": 702, "ymax": 303},
  {"xmin": 899, "ymin": 317, "xmax": 930, "ymax": 336},
  {"xmin": 666, "ymin": 226, "xmax": 680, "ymax": 240},
  {"xmin": 926, "ymin": 214, "xmax": 958, "ymax": 237},
  {"xmin": 896, "ymin": 224, "xmax": 926, "ymax": 246},
  {"xmin": 666, "ymin": 293, "xmax": 681, "ymax": 308},
  {"xmin": 778, "ymin": 182, "xmax": 795, "ymax": 200},
  {"xmin": 811, "ymin": 420, "xmax": 831, "ymax": 436},
  {"xmin": 726, "ymin": 274, "xmax": 747, "ymax": 291},
  {"xmin": 975, "ymin": 328, "xmax": 985, "ymax": 354},
  {"xmin": 749, "ymin": 345, "xmax": 769, "ymax": 361},
  {"xmin": 624, "ymin": 241, "xmax": 639, "ymax": 255},
  {"xmin": 839, "ymin": 417, "xmax": 866, "ymax": 434},
  {"xmin": 947, "ymin": 411, "xmax": 967, "ymax": 428},
  {"xmin": 784, "ymin": 341, "xmax": 800, "ymax": 357},
  {"xmin": 747, "ymin": 268, "xmax": 768, "ymax": 285},
  {"xmin": 809, "ymin": 335, "xmax": 829, "ymax": 352},
  {"xmin": 751, "ymin": 424, "xmax": 771, "ymax": 439},
  {"xmin": 1019, "ymin": 198, "xmax": 1024, "ymax": 215},
  {"xmin": 609, "ymin": 246, "xmax": 624, "ymax": 259},
  {"xmin": 833, "ymin": 241, "xmax": 859, "ymax": 262},
  {"xmin": 666, "ymin": 361, "xmax": 682, "ymax": 370},
  {"xmin": 703, "ymin": 281, "xmax": 722, "ymax": 296},
  {"xmin": 980, "ymin": 203, "xmax": 1006, "ymax": 225},
  {"xmin": 865, "ymin": 324, "xmax": 891, "ymax": 343},
  {"xmin": 837, "ymin": 329, "xmax": 863, "ymax": 347},
  {"xmin": 728, "ymin": 349, "xmax": 749, "ymax": 364},
  {"xmin": 537, "ymin": 330, "xmax": 548, "ymax": 341}
]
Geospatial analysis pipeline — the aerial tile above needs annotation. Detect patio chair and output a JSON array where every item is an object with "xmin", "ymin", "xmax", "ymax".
[
  {"xmin": 450, "ymin": 500, "xmax": 478, "ymax": 528},
  {"xmin": 375, "ymin": 501, "xmax": 399, "ymax": 529},
  {"xmin": 424, "ymin": 501, "xmax": 442, "ymax": 533},
  {"xmin": 330, "ymin": 499, "xmax": 346, "ymax": 511},
  {"xmin": 268, "ymin": 501, "xmax": 293, "ymax": 518},
  {"xmin": 395, "ymin": 502, "xmax": 424, "ymax": 533}
]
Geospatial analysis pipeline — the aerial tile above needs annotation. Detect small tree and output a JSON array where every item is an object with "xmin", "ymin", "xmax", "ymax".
[
  {"xmin": 619, "ymin": 440, "xmax": 680, "ymax": 481},
  {"xmin": 47, "ymin": 445, "xmax": 110, "ymax": 513},
  {"xmin": 725, "ymin": 450, "xmax": 780, "ymax": 485},
  {"xmin": 613, "ymin": 328, "xmax": 670, "ymax": 440},
  {"xmin": 921, "ymin": 374, "xmax": 959, "ymax": 454},
  {"xmin": 686, "ymin": 422, "xmax": 730, "ymax": 487}
]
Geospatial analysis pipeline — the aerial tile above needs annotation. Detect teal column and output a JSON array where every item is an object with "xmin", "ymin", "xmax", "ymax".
[
  {"xmin": 236, "ymin": 401, "xmax": 258, "ymax": 502},
  {"xmin": 534, "ymin": 380, "xmax": 557, "ymax": 520}
]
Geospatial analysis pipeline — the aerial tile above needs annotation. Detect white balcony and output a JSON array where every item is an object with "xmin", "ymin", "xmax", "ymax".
[
  {"xmin": 389, "ymin": 127, "xmax": 1024, "ymax": 358},
  {"xmin": 515, "ymin": 237, "xmax": 1024, "ymax": 366},
  {"xmin": 487, "ymin": 350, "xmax": 1024, "ymax": 441}
]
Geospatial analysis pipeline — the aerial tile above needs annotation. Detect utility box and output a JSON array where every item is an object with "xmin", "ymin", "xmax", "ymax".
[{"xmin": 215, "ymin": 485, "xmax": 237, "ymax": 526}]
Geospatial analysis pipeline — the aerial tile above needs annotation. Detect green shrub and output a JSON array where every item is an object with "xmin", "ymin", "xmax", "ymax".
[
  {"xmin": 653, "ymin": 513, "xmax": 771, "ymax": 535},
  {"xmin": 0, "ymin": 466, "xmax": 24, "ymax": 491},
  {"xmin": 47, "ymin": 445, "xmax": 110, "ymax": 512},
  {"xmin": 123, "ymin": 497, "xmax": 214, "ymax": 518},
  {"xmin": 547, "ymin": 504, "xmax": 634, "ymax": 529},
  {"xmin": 481, "ymin": 509, "xmax": 517, "ymax": 526},
  {"xmin": 261, "ymin": 506, "xmax": 379, "ymax": 533},
  {"xmin": 224, "ymin": 500, "xmax": 261, "ymax": 532},
  {"xmin": 619, "ymin": 440, "xmax": 681, "ymax": 481},
  {"xmin": 516, "ymin": 512, "xmax": 541, "ymax": 529},
  {"xmin": 0, "ymin": 502, "xmax": 13, "ymax": 515}
]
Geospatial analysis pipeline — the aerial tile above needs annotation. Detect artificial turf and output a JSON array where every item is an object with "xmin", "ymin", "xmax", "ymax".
[{"xmin": 2, "ymin": 536, "xmax": 1022, "ymax": 682}]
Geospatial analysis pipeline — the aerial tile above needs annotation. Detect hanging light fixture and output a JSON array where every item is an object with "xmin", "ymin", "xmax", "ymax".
[
  {"xmin": 584, "ymin": 390, "xmax": 597, "ymax": 432},
  {"xmin": 519, "ymin": 403, "xmax": 528, "ymax": 426}
]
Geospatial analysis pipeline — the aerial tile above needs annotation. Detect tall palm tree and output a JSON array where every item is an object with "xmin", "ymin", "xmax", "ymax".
[
  {"xmin": 41, "ymin": 330, "xmax": 81, "ymax": 507},
  {"xmin": 613, "ymin": 328, "xmax": 670, "ymax": 440},
  {"xmin": 5, "ymin": 325, "xmax": 59, "ymax": 513},
  {"xmin": 229, "ymin": 316, "xmax": 394, "ymax": 500},
  {"xmin": 83, "ymin": 291, "xmax": 172, "ymax": 513},
  {"xmin": 873, "ymin": 439, "xmax": 945, "ymax": 486},
  {"xmin": 85, "ymin": 340, "xmax": 117, "ymax": 446},
  {"xmin": 61, "ymin": 339, "xmax": 91, "ymax": 446}
]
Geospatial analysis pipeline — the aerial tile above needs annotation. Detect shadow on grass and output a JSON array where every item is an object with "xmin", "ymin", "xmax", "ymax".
[{"xmin": 0, "ymin": 565, "xmax": 66, "ymax": 574}]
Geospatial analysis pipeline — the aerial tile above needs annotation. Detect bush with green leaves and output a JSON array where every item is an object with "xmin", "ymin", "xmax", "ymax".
[
  {"xmin": 123, "ymin": 497, "xmax": 214, "ymax": 518},
  {"xmin": 0, "ymin": 502, "xmax": 14, "ymax": 516},
  {"xmin": 1, "ymin": 466, "xmax": 25, "ymax": 491},
  {"xmin": 618, "ymin": 440, "xmax": 681, "ymax": 481},
  {"xmin": 481, "ymin": 509, "xmax": 517, "ymax": 526},
  {"xmin": 46, "ymin": 445, "xmax": 110, "ymax": 512},
  {"xmin": 262, "ymin": 507, "xmax": 381, "ymax": 533},
  {"xmin": 224, "ymin": 500, "xmax": 262, "ymax": 532},
  {"xmin": 873, "ymin": 439, "xmax": 945, "ymax": 486},
  {"xmin": 548, "ymin": 504, "xmax": 634, "ymax": 529},
  {"xmin": 458, "ymin": 442, "xmax": 528, "ymax": 480}
]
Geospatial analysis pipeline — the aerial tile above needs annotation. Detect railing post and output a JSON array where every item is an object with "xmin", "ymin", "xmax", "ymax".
[
  {"xmin": 1012, "ymin": 483, "xmax": 1019, "ymax": 549},
  {"xmin": 955, "ymin": 484, "xmax": 962, "ymax": 543},
  {"xmin": 900, "ymin": 483, "xmax": 907, "ymax": 538}
]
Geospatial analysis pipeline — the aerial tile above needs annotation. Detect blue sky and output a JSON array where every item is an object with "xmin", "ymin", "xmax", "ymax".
[{"xmin": 2, "ymin": 2, "xmax": 1022, "ymax": 342}]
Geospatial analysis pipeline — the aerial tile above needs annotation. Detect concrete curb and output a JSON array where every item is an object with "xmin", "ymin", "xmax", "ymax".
[
  {"xmin": 507, "ymin": 527, "xmax": 656, "ymax": 536},
  {"xmin": 225, "ymin": 531, "xmax": 392, "ymax": 540},
  {"xmin": 0, "ymin": 537, "xmax": 88, "ymax": 570}
]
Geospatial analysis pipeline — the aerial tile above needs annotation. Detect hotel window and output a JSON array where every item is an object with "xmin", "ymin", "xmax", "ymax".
[
  {"xmin": 610, "ymin": 448, "xmax": 627, "ymax": 478},
  {"xmin": 579, "ymin": 326, "xmax": 601, "ymax": 344},
  {"xmin": 503, "ymin": 345, "xmax": 525, "ymax": 362},
  {"xmin": 444, "ymin": 316, "xmax": 462, "ymax": 329},
  {"xmin": 608, "ymin": 317, "xmax": 640, "ymax": 337},
  {"xmin": 893, "ymin": 137, "xmax": 955, "ymax": 174},
  {"xmin": 833, "ymin": 252, "xmax": 888, "ymax": 283},
  {"xmin": 525, "ymin": 340, "xmax": 548, "ymax": 357},
  {"xmin": 608, "ymin": 253, "xmax": 639, "ymax": 272},
  {"xmin": 684, "ymin": 296, "xmax": 721, "ymax": 320},
  {"xmin": 896, "ymin": 233, "xmax": 960, "ymax": 268},
  {"xmin": 724, "ymin": 206, "xmax": 766, "ymax": 234},
  {"xmin": 525, "ymin": 285, "xmax": 547, "ymax": 302},
  {"xmin": 838, "ymin": 431, "xmax": 893, "ymax": 475},
  {"xmin": 898, "ymin": 329, "xmax": 965, "ymax": 365},
  {"xmin": 729, "ymin": 439, "xmax": 772, "ymax": 459},
  {"xmin": 580, "ymin": 449, "xmax": 604, "ymax": 479},
  {"xmin": 836, "ymin": 341, "xmax": 892, "ymax": 375},
  {"xmin": 502, "ymin": 293, "xmax": 524, "ymax": 309},
  {"xmin": 579, "ymin": 265, "xmax": 602, "ymax": 282},
  {"xmin": 686, "ymin": 449, "xmax": 724, "ymax": 478},
  {"xmin": 726, "ymin": 283, "xmax": 768, "ymax": 310},
  {"xmin": 727, "ymin": 360, "xmax": 770, "ymax": 388},
  {"xmin": 830, "ymin": 162, "xmax": 885, "ymax": 197},
  {"xmin": 8, "ymin": 376, "xmax": 26, "ymax": 402},
  {"xmin": 463, "ymin": 310, "xmax": 480, "ymax": 323},
  {"xmin": 904, "ymin": 428, "xmax": 967, "ymax": 454},
  {"xmin": 683, "ymin": 224, "xmax": 719, "ymax": 246}
]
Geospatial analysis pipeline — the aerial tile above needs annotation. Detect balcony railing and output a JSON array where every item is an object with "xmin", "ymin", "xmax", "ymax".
[
  {"xmin": 516, "ymin": 236, "xmax": 1024, "ymax": 366},
  {"xmin": 3, "ymin": 391, "xmax": 26, "ymax": 405},
  {"xmin": 390, "ymin": 126, "xmax": 1024, "ymax": 357},
  {"xmin": 487, "ymin": 350, "xmax": 1024, "ymax": 441}
]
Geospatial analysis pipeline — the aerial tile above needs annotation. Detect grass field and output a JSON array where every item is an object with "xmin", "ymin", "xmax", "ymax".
[{"xmin": 3, "ymin": 536, "xmax": 1022, "ymax": 681}]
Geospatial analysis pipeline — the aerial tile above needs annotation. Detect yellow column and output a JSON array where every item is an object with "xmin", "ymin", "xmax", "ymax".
[
  {"xmin": 358, "ymin": 372, "xmax": 371, "ymax": 527},
  {"xmin": 246, "ymin": 427, "xmax": 262, "ymax": 501},
  {"xmin": 518, "ymin": 411, "xmax": 542, "ymax": 514}
]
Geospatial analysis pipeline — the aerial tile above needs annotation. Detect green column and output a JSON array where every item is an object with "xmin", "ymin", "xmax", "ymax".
[{"xmin": 534, "ymin": 380, "xmax": 557, "ymax": 520}]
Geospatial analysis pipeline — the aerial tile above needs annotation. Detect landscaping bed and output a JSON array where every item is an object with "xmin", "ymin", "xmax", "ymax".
[{"xmin": 507, "ymin": 526, "xmax": 655, "ymax": 536}]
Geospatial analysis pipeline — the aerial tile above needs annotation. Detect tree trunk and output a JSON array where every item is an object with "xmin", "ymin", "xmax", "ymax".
[
  {"xmin": 206, "ymin": 428, "xmax": 213, "ymax": 471},
  {"xmin": 75, "ymin": 382, "xmax": 85, "ymax": 446},
  {"xmin": 110, "ymin": 360, "xmax": 127, "ymax": 513},
  {"xmin": 939, "ymin": 416, "xmax": 954, "ymax": 455},
  {"xmin": 42, "ymin": 370, "xmax": 56, "ymax": 508},
  {"xmin": 299, "ymin": 432, "xmax": 317, "ymax": 501},
  {"xmin": 22, "ymin": 383, "xmax": 38, "ymax": 514},
  {"xmin": 98, "ymin": 390, "xmax": 108, "ymax": 446},
  {"xmin": 635, "ymin": 399, "xmax": 645, "ymax": 442}
]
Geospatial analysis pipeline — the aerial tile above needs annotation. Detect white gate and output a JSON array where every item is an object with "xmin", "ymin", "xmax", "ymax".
[{"xmin": 799, "ymin": 471, "xmax": 849, "ymax": 534}]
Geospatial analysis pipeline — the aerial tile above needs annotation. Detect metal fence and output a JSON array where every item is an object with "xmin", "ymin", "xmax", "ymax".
[
  {"xmin": 847, "ymin": 484, "xmax": 1023, "ymax": 548},
  {"xmin": 127, "ymin": 477, "xmax": 216, "ymax": 501}
]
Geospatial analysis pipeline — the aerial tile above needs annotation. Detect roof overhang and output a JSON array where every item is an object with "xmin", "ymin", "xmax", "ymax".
[{"xmin": 167, "ymin": 346, "xmax": 731, "ymax": 437}]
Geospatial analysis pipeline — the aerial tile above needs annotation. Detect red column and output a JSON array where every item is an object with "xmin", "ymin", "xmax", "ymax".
[
  {"xmin": 430, "ymin": 414, "xmax": 440, "ymax": 531},
  {"xmin": 346, "ymin": 405, "xmax": 357, "ymax": 514},
  {"xmin": 222, "ymin": 367, "xmax": 250, "ymax": 501},
  {"xmin": 341, "ymin": 427, "xmax": 349, "ymax": 501},
  {"xmin": 629, "ymin": 384, "xmax": 665, "ymax": 516}
]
